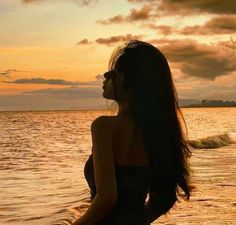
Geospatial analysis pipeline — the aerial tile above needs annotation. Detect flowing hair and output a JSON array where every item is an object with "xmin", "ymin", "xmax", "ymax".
[{"xmin": 106, "ymin": 40, "xmax": 195, "ymax": 214}]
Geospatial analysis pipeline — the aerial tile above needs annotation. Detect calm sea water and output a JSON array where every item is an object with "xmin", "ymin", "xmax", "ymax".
[{"xmin": 0, "ymin": 108, "xmax": 236, "ymax": 225}]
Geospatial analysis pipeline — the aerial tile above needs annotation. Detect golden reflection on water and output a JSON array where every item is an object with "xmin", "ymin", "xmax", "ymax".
[
  {"xmin": 0, "ymin": 108, "xmax": 235, "ymax": 225},
  {"xmin": 154, "ymin": 144, "xmax": 236, "ymax": 225}
]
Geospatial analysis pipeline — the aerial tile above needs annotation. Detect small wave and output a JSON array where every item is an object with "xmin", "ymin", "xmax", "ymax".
[
  {"xmin": 51, "ymin": 217, "xmax": 76, "ymax": 225},
  {"xmin": 50, "ymin": 214, "xmax": 77, "ymax": 225},
  {"xmin": 187, "ymin": 133, "xmax": 234, "ymax": 149}
]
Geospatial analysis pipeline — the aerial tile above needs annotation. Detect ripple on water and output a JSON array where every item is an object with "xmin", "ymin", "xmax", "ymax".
[{"xmin": 0, "ymin": 109, "xmax": 236, "ymax": 225}]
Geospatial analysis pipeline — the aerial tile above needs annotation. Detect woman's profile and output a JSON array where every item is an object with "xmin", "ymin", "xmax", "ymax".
[{"xmin": 71, "ymin": 40, "xmax": 195, "ymax": 225}]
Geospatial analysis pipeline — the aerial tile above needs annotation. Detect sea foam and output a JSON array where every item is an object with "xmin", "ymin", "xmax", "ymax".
[{"xmin": 187, "ymin": 133, "xmax": 234, "ymax": 149}]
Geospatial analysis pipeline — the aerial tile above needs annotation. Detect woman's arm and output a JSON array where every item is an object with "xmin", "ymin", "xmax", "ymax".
[
  {"xmin": 71, "ymin": 194, "xmax": 116, "ymax": 225},
  {"xmin": 145, "ymin": 190, "xmax": 177, "ymax": 223},
  {"xmin": 145, "ymin": 197, "xmax": 163, "ymax": 223},
  {"xmin": 72, "ymin": 116, "xmax": 118, "ymax": 225}
]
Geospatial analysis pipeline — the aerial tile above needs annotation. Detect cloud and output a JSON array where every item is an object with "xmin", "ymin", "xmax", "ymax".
[
  {"xmin": 97, "ymin": 0, "xmax": 236, "ymax": 25},
  {"xmin": 145, "ymin": 24, "xmax": 174, "ymax": 35},
  {"xmin": 218, "ymin": 37, "xmax": 236, "ymax": 50},
  {"xmin": 0, "ymin": 86, "xmax": 106, "ymax": 111},
  {"xmin": 0, "ymin": 75, "xmax": 108, "ymax": 110},
  {"xmin": 181, "ymin": 86, "xmax": 236, "ymax": 101},
  {"xmin": 177, "ymin": 77, "xmax": 236, "ymax": 100},
  {"xmin": 21, "ymin": 0, "xmax": 97, "ymax": 6},
  {"xmin": 0, "ymin": 72, "xmax": 107, "ymax": 110},
  {"xmin": 22, "ymin": 85, "xmax": 101, "ymax": 97},
  {"xmin": 76, "ymin": 38, "xmax": 92, "ymax": 45},
  {"xmin": 95, "ymin": 34, "xmax": 144, "ymax": 46},
  {"xmin": 158, "ymin": 0, "xmax": 236, "ymax": 15},
  {"xmin": 96, "ymin": 4, "xmax": 155, "ymax": 24},
  {"xmin": 0, "ymin": 69, "xmax": 23, "ymax": 78},
  {"xmin": 127, "ymin": 0, "xmax": 156, "ymax": 2},
  {"xmin": 77, "ymin": 34, "xmax": 145, "ymax": 46},
  {"xmin": 22, "ymin": 0, "xmax": 41, "ymax": 3},
  {"xmin": 180, "ymin": 15, "xmax": 236, "ymax": 35},
  {"xmin": 145, "ymin": 15, "xmax": 236, "ymax": 36},
  {"xmin": 2, "ymin": 77, "xmax": 102, "ymax": 86},
  {"xmin": 148, "ymin": 38, "xmax": 236, "ymax": 80},
  {"xmin": 77, "ymin": 36, "xmax": 236, "ymax": 78},
  {"xmin": 96, "ymin": 15, "xmax": 124, "ymax": 25},
  {"xmin": 126, "ymin": 4, "xmax": 154, "ymax": 21}
]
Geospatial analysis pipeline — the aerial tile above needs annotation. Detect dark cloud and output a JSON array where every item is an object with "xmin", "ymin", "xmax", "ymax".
[
  {"xmin": 128, "ymin": 0, "xmax": 157, "ymax": 2},
  {"xmin": 180, "ymin": 15, "xmax": 236, "ymax": 35},
  {"xmin": 126, "ymin": 4, "xmax": 154, "ymax": 20},
  {"xmin": 145, "ymin": 16, "xmax": 236, "ymax": 36},
  {"xmin": 76, "ymin": 38, "xmax": 92, "ymax": 45},
  {"xmin": 0, "ymin": 69, "xmax": 23, "ymax": 78},
  {"xmin": 2, "ymin": 77, "xmax": 101, "ymax": 86},
  {"xmin": 96, "ymin": 15, "xmax": 124, "ymax": 25},
  {"xmin": 22, "ymin": 0, "xmax": 41, "ymax": 3},
  {"xmin": 21, "ymin": 0, "xmax": 97, "ymax": 6},
  {"xmin": 150, "ymin": 38, "xmax": 236, "ymax": 80},
  {"xmin": 77, "ymin": 35, "xmax": 144, "ymax": 46},
  {"xmin": 218, "ymin": 37, "xmax": 236, "ymax": 50},
  {"xmin": 145, "ymin": 23, "xmax": 174, "ymax": 35},
  {"xmin": 95, "ymin": 34, "xmax": 144, "ymax": 46},
  {"xmin": 159, "ymin": 0, "xmax": 236, "ymax": 15},
  {"xmin": 97, "ymin": 0, "xmax": 236, "ymax": 25},
  {"xmin": 96, "ymin": 4, "xmax": 155, "ymax": 24}
]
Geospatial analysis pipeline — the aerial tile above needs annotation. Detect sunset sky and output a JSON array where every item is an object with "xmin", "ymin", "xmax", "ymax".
[{"xmin": 0, "ymin": 0, "xmax": 236, "ymax": 110}]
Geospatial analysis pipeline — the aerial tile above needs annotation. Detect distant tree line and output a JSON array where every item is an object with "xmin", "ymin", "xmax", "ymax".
[
  {"xmin": 186, "ymin": 99, "xmax": 236, "ymax": 107},
  {"xmin": 201, "ymin": 99, "xmax": 236, "ymax": 106}
]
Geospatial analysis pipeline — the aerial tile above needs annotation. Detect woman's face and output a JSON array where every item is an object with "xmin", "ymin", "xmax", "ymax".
[{"xmin": 102, "ymin": 69, "xmax": 124, "ymax": 100}]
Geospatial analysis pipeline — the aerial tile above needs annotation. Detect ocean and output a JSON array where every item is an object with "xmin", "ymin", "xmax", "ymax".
[{"xmin": 0, "ymin": 108, "xmax": 235, "ymax": 225}]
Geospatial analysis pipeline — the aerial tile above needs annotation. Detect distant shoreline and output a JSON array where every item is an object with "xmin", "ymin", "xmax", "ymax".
[
  {"xmin": 0, "ymin": 106, "xmax": 236, "ymax": 112},
  {"xmin": 182, "ymin": 105, "xmax": 236, "ymax": 108}
]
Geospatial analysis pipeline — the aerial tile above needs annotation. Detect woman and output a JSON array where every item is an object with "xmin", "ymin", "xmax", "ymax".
[{"xmin": 71, "ymin": 40, "xmax": 195, "ymax": 225}]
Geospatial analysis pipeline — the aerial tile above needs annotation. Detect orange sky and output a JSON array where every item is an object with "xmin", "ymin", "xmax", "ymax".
[{"xmin": 0, "ymin": 0, "xmax": 236, "ymax": 110}]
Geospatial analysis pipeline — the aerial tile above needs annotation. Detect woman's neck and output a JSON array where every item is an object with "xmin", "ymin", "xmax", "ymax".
[{"xmin": 117, "ymin": 101, "xmax": 132, "ymax": 117}]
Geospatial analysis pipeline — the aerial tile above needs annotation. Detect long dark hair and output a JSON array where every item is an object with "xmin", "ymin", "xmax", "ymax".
[{"xmin": 107, "ymin": 40, "xmax": 195, "ymax": 214}]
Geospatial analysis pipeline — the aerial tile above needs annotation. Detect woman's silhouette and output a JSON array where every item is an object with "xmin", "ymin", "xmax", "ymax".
[{"xmin": 71, "ymin": 40, "xmax": 195, "ymax": 225}]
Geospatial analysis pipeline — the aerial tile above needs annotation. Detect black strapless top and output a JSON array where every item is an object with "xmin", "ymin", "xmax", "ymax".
[{"xmin": 84, "ymin": 153, "xmax": 151, "ymax": 225}]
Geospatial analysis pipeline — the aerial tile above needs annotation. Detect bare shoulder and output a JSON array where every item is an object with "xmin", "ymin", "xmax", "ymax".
[
  {"xmin": 91, "ymin": 115, "xmax": 110, "ymax": 127},
  {"xmin": 91, "ymin": 115, "xmax": 116, "ymax": 131},
  {"xmin": 91, "ymin": 115, "xmax": 135, "ymax": 137}
]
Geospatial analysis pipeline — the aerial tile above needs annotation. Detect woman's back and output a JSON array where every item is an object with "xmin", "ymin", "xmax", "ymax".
[
  {"xmin": 83, "ymin": 115, "xmax": 151, "ymax": 225},
  {"xmin": 110, "ymin": 115, "xmax": 149, "ymax": 167}
]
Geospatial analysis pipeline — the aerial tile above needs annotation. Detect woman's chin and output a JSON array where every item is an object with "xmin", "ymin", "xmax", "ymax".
[
  {"xmin": 102, "ymin": 92, "xmax": 112, "ymax": 100},
  {"xmin": 102, "ymin": 92, "xmax": 108, "ymax": 99}
]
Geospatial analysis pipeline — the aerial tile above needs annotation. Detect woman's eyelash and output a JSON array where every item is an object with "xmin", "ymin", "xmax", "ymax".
[
  {"xmin": 104, "ymin": 70, "xmax": 116, "ymax": 80},
  {"xmin": 104, "ymin": 74, "xmax": 111, "ymax": 79}
]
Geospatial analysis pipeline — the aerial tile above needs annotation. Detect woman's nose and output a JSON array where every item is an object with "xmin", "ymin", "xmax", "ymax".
[{"xmin": 101, "ymin": 76, "xmax": 106, "ymax": 82}]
